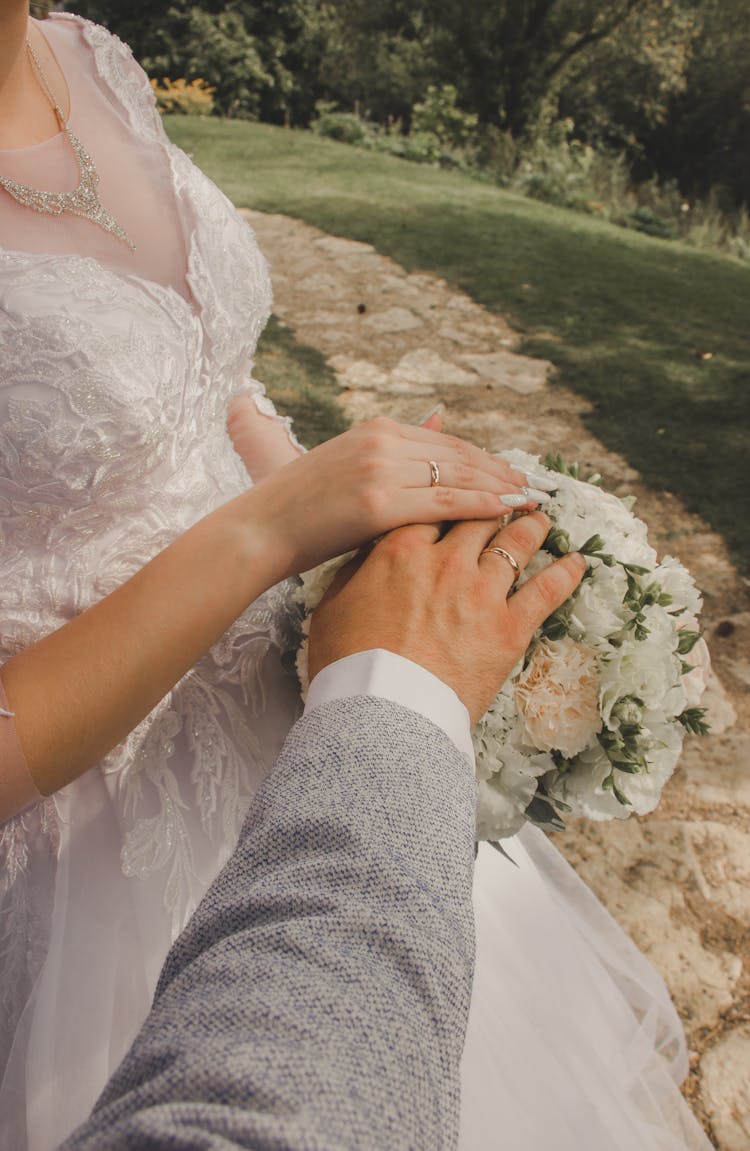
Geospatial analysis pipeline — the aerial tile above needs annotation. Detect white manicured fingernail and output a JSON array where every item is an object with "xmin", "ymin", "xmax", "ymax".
[
  {"xmin": 521, "ymin": 486, "xmax": 552, "ymax": 504},
  {"xmin": 524, "ymin": 472, "xmax": 558, "ymax": 492},
  {"xmin": 416, "ymin": 402, "xmax": 445, "ymax": 423},
  {"xmin": 499, "ymin": 493, "xmax": 527, "ymax": 507}
]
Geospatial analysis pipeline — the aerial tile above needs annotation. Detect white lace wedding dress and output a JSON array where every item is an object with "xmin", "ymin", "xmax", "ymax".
[{"xmin": 0, "ymin": 16, "xmax": 712, "ymax": 1151}]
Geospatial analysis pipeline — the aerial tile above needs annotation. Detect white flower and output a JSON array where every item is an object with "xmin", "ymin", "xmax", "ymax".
[
  {"xmin": 599, "ymin": 618, "xmax": 685, "ymax": 724},
  {"xmin": 657, "ymin": 554, "xmax": 703, "ymax": 618},
  {"xmin": 568, "ymin": 563, "xmax": 628, "ymax": 646},
  {"xmin": 513, "ymin": 638, "xmax": 602, "ymax": 758},
  {"xmin": 682, "ymin": 636, "xmax": 711, "ymax": 709}
]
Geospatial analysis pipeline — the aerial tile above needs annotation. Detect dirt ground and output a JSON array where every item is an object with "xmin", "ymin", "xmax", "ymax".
[{"xmin": 244, "ymin": 209, "xmax": 750, "ymax": 1150}]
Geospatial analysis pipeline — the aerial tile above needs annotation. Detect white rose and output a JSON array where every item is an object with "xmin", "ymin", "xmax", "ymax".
[{"xmin": 513, "ymin": 638, "xmax": 602, "ymax": 758}]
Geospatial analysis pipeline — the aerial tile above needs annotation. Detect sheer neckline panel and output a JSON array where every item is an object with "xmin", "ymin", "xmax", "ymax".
[{"xmin": 0, "ymin": 15, "xmax": 193, "ymax": 304}]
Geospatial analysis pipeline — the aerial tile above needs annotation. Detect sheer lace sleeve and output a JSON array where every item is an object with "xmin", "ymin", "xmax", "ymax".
[
  {"xmin": 0, "ymin": 673, "xmax": 40, "ymax": 824},
  {"xmin": 227, "ymin": 384, "xmax": 304, "ymax": 483}
]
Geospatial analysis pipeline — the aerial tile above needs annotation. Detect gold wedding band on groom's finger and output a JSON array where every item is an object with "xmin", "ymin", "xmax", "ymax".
[
  {"xmin": 481, "ymin": 546, "xmax": 521, "ymax": 583},
  {"xmin": 428, "ymin": 460, "xmax": 440, "ymax": 487}
]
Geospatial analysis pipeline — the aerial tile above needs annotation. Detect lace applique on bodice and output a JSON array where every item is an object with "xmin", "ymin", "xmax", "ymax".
[{"xmin": 0, "ymin": 15, "xmax": 299, "ymax": 958}]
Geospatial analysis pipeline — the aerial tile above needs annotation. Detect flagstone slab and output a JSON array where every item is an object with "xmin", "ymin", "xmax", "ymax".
[
  {"xmin": 459, "ymin": 350, "xmax": 551, "ymax": 394},
  {"xmin": 363, "ymin": 307, "xmax": 424, "ymax": 333},
  {"xmin": 700, "ymin": 1029, "xmax": 750, "ymax": 1151},
  {"xmin": 391, "ymin": 348, "xmax": 478, "ymax": 388}
]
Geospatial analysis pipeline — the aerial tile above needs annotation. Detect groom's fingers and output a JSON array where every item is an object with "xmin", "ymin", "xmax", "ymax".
[{"xmin": 510, "ymin": 553, "xmax": 587, "ymax": 638}]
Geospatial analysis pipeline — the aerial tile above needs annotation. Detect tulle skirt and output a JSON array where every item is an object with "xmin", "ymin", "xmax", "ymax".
[
  {"xmin": 459, "ymin": 832, "xmax": 711, "ymax": 1150},
  {"xmin": 2, "ymin": 736, "xmax": 710, "ymax": 1150}
]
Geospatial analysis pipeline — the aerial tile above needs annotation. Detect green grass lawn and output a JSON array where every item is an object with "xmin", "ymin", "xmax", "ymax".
[
  {"xmin": 168, "ymin": 117, "xmax": 750, "ymax": 574},
  {"xmin": 253, "ymin": 317, "xmax": 348, "ymax": 448}
]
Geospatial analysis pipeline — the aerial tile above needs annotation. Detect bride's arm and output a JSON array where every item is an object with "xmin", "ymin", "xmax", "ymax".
[
  {"xmin": 0, "ymin": 417, "xmax": 535, "ymax": 818},
  {"xmin": 227, "ymin": 388, "xmax": 304, "ymax": 481}
]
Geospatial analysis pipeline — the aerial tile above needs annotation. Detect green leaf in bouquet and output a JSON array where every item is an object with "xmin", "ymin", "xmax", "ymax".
[
  {"xmin": 612, "ymin": 759, "xmax": 646, "ymax": 774},
  {"xmin": 545, "ymin": 526, "xmax": 571, "ymax": 556},
  {"xmin": 678, "ymin": 707, "xmax": 711, "ymax": 736},
  {"xmin": 622, "ymin": 613, "xmax": 651, "ymax": 641},
  {"xmin": 490, "ymin": 841, "xmax": 520, "ymax": 867},
  {"xmin": 641, "ymin": 580, "xmax": 665, "ymax": 608},
  {"xmin": 622, "ymin": 562, "xmax": 651, "ymax": 577},
  {"xmin": 602, "ymin": 772, "xmax": 632, "ymax": 807},
  {"xmin": 677, "ymin": 630, "xmax": 702, "ymax": 656},
  {"xmin": 586, "ymin": 473, "xmax": 603, "ymax": 487},
  {"xmin": 580, "ymin": 534, "xmax": 606, "ymax": 554},
  {"xmin": 543, "ymin": 452, "xmax": 575, "ymax": 479},
  {"xmin": 578, "ymin": 534, "xmax": 616, "ymax": 567},
  {"xmin": 680, "ymin": 660, "xmax": 694, "ymax": 677},
  {"xmin": 524, "ymin": 795, "xmax": 566, "ymax": 832},
  {"xmin": 550, "ymin": 750, "xmax": 575, "ymax": 776},
  {"xmin": 542, "ymin": 606, "xmax": 571, "ymax": 641}
]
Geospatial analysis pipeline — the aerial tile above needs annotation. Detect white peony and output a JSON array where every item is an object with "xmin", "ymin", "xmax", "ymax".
[{"xmin": 514, "ymin": 638, "xmax": 602, "ymax": 758}]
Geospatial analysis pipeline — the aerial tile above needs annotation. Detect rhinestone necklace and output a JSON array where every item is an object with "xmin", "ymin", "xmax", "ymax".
[{"xmin": 0, "ymin": 39, "xmax": 135, "ymax": 250}]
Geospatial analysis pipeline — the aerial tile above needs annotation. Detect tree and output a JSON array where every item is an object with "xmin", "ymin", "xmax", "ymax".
[
  {"xmin": 141, "ymin": 4, "xmax": 269, "ymax": 118},
  {"xmin": 653, "ymin": 0, "xmax": 750, "ymax": 207}
]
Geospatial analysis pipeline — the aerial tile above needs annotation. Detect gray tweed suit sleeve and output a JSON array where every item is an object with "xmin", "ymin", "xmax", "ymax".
[{"xmin": 60, "ymin": 696, "xmax": 477, "ymax": 1151}]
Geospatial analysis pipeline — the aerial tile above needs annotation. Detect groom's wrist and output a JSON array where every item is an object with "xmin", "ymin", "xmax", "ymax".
[{"xmin": 305, "ymin": 649, "xmax": 475, "ymax": 764}]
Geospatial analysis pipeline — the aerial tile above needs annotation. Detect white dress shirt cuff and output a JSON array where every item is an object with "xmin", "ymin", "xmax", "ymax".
[{"xmin": 304, "ymin": 649, "xmax": 475, "ymax": 766}]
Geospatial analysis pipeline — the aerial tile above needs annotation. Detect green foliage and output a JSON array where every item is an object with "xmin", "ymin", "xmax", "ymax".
[
  {"xmin": 510, "ymin": 114, "xmax": 598, "ymax": 211},
  {"xmin": 678, "ymin": 708, "xmax": 711, "ymax": 736},
  {"xmin": 626, "ymin": 206, "xmax": 678, "ymax": 240},
  {"xmin": 64, "ymin": 0, "xmax": 750, "ymax": 210},
  {"xmin": 411, "ymin": 85, "xmax": 479, "ymax": 150},
  {"xmin": 150, "ymin": 76, "xmax": 215, "ymax": 116},
  {"xmin": 141, "ymin": 5, "xmax": 269, "ymax": 118},
  {"xmin": 311, "ymin": 103, "xmax": 373, "ymax": 146},
  {"xmin": 656, "ymin": 0, "xmax": 750, "ymax": 211}
]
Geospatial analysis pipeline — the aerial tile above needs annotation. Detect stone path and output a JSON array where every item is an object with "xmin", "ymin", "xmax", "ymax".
[{"xmin": 244, "ymin": 209, "xmax": 750, "ymax": 1149}]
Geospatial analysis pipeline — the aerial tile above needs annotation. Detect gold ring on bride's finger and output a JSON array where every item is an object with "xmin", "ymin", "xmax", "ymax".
[
  {"xmin": 428, "ymin": 460, "xmax": 440, "ymax": 487},
  {"xmin": 481, "ymin": 546, "xmax": 520, "ymax": 583}
]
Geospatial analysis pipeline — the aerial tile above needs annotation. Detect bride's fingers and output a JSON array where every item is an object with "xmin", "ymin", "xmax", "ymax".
[
  {"xmin": 395, "ymin": 423, "xmax": 530, "ymax": 489},
  {"xmin": 386, "ymin": 485, "xmax": 522, "ymax": 527},
  {"xmin": 400, "ymin": 460, "xmax": 542, "ymax": 505}
]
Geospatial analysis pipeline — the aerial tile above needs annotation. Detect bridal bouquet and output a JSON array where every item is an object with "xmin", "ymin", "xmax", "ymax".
[{"xmin": 295, "ymin": 449, "xmax": 710, "ymax": 840}]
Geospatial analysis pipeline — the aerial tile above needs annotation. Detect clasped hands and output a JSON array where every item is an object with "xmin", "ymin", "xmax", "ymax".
[{"xmin": 245, "ymin": 413, "xmax": 585, "ymax": 723}]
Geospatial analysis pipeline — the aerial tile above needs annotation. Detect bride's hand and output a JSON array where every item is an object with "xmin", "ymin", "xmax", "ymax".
[{"xmin": 249, "ymin": 416, "xmax": 548, "ymax": 578}]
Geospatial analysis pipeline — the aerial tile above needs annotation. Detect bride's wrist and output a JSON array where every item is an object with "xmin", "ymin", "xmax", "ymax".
[{"xmin": 231, "ymin": 486, "xmax": 298, "ymax": 590}]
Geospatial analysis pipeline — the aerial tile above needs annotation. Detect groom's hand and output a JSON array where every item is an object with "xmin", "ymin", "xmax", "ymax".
[{"xmin": 308, "ymin": 514, "xmax": 585, "ymax": 724}]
